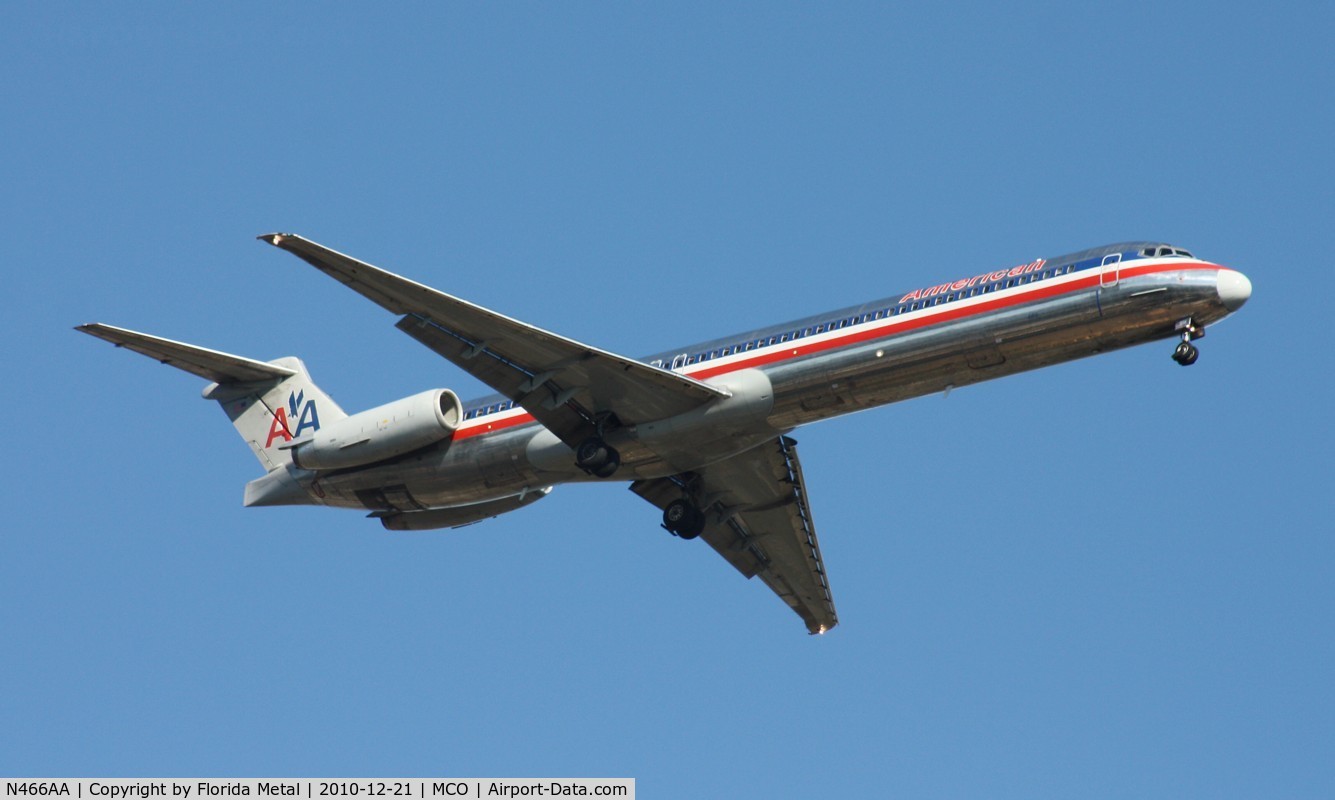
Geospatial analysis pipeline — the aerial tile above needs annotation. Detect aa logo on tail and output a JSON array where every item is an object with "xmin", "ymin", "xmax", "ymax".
[{"xmin": 265, "ymin": 390, "xmax": 321, "ymax": 447}]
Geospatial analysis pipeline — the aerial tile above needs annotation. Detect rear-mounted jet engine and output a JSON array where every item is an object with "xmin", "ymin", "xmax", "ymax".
[{"xmin": 285, "ymin": 389, "xmax": 463, "ymax": 470}]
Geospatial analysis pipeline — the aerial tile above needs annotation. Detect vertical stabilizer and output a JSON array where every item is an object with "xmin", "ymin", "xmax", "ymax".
[{"xmin": 204, "ymin": 357, "xmax": 347, "ymax": 471}]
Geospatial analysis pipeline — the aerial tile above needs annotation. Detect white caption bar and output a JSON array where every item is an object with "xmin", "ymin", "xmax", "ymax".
[{"xmin": 1, "ymin": 781, "xmax": 633, "ymax": 800}]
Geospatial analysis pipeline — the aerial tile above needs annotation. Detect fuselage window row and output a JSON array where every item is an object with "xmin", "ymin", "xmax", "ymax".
[{"xmin": 466, "ymin": 255, "xmax": 1133, "ymax": 417}]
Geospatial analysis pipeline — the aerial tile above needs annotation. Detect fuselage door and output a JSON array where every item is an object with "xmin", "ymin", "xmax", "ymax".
[{"xmin": 1100, "ymin": 253, "xmax": 1122, "ymax": 287}]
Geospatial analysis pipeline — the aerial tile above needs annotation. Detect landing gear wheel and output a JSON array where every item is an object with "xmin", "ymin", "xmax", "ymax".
[
  {"xmin": 575, "ymin": 437, "xmax": 620, "ymax": 477},
  {"xmin": 575, "ymin": 438, "xmax": 608, "ymax": 467},
  {"xmin": 1172, "ymin": 341, "xmax": 1199, "ymax": 366},
  {"xmin": 663, "ymin": 498, "xmax": 705, "ymax": 540},
  {"xmin": 1172, "ymin": 317, "xmax": 1204, "ymax": 365}
]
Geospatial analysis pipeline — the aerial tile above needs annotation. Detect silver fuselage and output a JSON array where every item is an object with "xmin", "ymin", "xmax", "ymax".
[{"xmin": 294, "ymin": 248, "xmax": 1247, "ymax": 513}]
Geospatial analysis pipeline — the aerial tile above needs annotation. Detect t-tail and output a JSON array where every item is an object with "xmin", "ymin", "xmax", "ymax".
[{"xmin": 75, "ymin": 323, "xmax": 345, "ymax": 503}]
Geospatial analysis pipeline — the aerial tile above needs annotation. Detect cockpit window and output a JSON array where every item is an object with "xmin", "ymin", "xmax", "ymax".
[{"xmin": 1149, "ymin": 246, "xmax": 1196, "ymax": 258}]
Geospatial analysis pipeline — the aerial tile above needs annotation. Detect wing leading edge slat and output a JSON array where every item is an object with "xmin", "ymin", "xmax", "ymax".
[{"xmin": 260, "ymin": 233, "xmax": 727, "ymax": 445}]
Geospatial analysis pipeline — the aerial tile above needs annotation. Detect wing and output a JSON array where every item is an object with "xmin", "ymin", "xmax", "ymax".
[
  {"xmin": 76, "ymin": 323, "xmax": 296, "ymax": 383},
  {"xmin": 631, "ymin": 436, "xmax": 838, "ymax": 635},
  {"xmin": 260, "ymin": 233, "xmax": 726, "ymax": 445}
]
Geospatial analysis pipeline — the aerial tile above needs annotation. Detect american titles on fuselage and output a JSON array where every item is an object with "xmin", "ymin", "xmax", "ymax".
[{"xmin": 898, "ymin": 258, "xmax": 1047, "ymax": 303}]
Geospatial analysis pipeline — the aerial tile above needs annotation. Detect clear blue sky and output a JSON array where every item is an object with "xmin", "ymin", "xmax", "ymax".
[{"xmin": 4, "ymin": 3, "xmax": 1331, "ymax": 796}]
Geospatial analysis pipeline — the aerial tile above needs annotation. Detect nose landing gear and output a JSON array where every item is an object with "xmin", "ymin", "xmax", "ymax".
[{"xmin": 1172, "ymin": 318, "xmax": 1205, "ymax": 366}]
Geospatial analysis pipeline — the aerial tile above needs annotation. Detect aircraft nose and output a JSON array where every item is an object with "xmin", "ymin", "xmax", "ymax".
[{"xmin": 1217, "ymin": 269, "xmax": 1252, "ymax": 312}]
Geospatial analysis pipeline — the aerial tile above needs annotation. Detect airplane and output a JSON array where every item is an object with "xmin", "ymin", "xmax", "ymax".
[{"xmin": 78, "ymin": 234, "xmax": 1252, "ymax": 634}]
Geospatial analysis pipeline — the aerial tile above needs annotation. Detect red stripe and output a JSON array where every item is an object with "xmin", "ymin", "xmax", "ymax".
[
  {"xmin": 452, "ymin": 263, "xmax": 1225, "ymax": 440},
  {"xmin": 454, "ymin": 411, "xmax": 534, "ymax": 440}
]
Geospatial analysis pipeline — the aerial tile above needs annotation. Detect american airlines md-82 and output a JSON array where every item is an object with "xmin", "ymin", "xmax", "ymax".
[{"xmin": 79, "ymin": 234, "xmax": 1252, "ymax": 633}]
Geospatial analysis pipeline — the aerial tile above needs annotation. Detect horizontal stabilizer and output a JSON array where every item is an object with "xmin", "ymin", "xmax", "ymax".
[{"xmin": 76, "ymin": 323, "xmax": 296, "ymax": 384}]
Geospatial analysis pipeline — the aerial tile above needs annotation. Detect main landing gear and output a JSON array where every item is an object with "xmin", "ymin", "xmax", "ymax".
[
  {"xmin": 662, "ymin": 498, "xmax": 706, "ymax": 540},
  {"xmin": 575, "ymin": 436, "xmax": 621, "ymax": 478},
  {"xmin": 1172, "ymin": 318, "xmax": 1205, "ymax": 366},
  {"xmin": 574, "ymin": 413, "xmax": 623, "ymax": 478}
]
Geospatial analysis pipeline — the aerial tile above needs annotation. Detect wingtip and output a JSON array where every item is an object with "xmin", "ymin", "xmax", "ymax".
[
  {"xmin": 75, "ymin": 323, "xmax": 127, "ymax": 348},
  {"xmin": 257, "ymin": 232, "xmax": 293, "ymax": 247}
]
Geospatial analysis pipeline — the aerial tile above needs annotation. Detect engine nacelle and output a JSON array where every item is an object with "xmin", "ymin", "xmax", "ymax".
[{"xmin": 287, "ymin": 389, "xmax": 462, "ymax": 470}]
